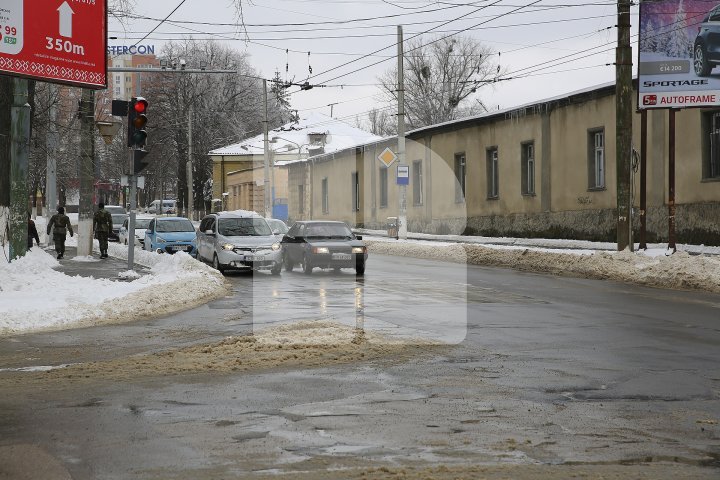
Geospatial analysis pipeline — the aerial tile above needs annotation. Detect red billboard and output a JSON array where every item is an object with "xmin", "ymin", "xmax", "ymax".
[{"xmin": 0, "ymin": 0, "xmax": 107, "ymax": 89}]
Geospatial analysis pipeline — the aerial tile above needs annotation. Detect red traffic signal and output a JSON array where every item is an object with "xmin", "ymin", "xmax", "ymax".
[
  {"xmin": 127, "ymin": 97, "xmax": 148, "ymax": 149},
  {"xmin": 134, "ymin": 98, "xmax": 148, "ymax": 114}
]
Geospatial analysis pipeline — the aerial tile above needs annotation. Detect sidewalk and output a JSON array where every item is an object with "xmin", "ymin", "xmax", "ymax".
[{"xmin": 47, "ymin": 245, "xmax": 149, "ymax": 281}]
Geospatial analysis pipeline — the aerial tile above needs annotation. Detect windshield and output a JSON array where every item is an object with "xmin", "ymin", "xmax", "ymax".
[
  {"xmin": 111, "ymin": 214, "xmax": 127, "ymax": 224},
  {"xmin": 267, "ymin": 219, "xmax": 288, "ymax": 233},
  {"xmin": 135, "ymin": 219, "xmax": 151, "ymax": 230},
  {"xmin": 306, "ymin": 223, "xmax": 353, "ymax": 238},
  {"xmin": 157, "ymin": 219, "xmax": 195, "ymax": 233},
  {"xmin": 218, "ymin": 218, "xmax": 272, "ymax": 236},
  {"xmin": 162, "ymin": 201, "xmax": 175, "ymax": 208}
]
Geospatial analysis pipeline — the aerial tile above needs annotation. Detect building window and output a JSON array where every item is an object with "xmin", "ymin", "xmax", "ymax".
[
  {"xmin": 412, "ymin": 160, "xmax": 423, "ymax": 206},
  {"xmin": 125, "ymin": 76, "xmax": 131, "ymax": 82},
  {"xmin": 322, "ymin": 178, "xmax": 329, "ymax": 214},
  {"xmin": 705, "ymin": 111, "xmax": 720, "ymax": 179},
  {"xmin": 588, "ymin": 129, "xmax": 605, "ymax": 189},
  {"xmin": 351, "ymin": 171, "xmax": 360, "ymax": 212},
  {"xmin": 454, "ymin": 153, "xmax": 466, "ymax": 203},
  {"xmin": 379, "ymin": 167, "xmax": 388, "ymax": 208},
  {"xmin": 298, "ymin": 184, "xmax": 305, "ymax": 214},
  {"xmin": 521, "ymin": 141, "xmax": 535, "ymax": 195},
  {"xmin": 114, "ymin": 87, "xmax": 120, "ymax": 95},
  {"xmin": 487, "ymin": 147, "xmax": 499, "ymax": 199},
  {"xmin": 115, "ymin": 75, "xmax": 120, "ymax": 83}
]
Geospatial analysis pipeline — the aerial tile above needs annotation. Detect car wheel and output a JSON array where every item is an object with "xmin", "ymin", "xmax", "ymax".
[
  {"xmin": 302, "ymin": 254, "xmax": 313, "ymax": 275},
  {"xmin": 284, "ymin": 253, "xmax": 294, "ymax": 271},
  {"xmin": 212, "ymin": 254, "xmax": 226, "ymax": 274},
  {"xmin": 355, "ymin": 260, "xmax": 366, "ymax": 276},
  {"xmin": 695, "ymin": 44, "xmax": 711, "ymax": 76},
  {"xmin": 271, "ymin": 263, "xmax": 282, "ymax": 276}
]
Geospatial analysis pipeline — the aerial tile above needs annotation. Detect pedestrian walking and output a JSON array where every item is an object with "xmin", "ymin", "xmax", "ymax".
[
  {"xmin": 27, "ymin": 214, "xmax": 40, "ymax": 250},
  {"xmin": 93, "ymin": 202, "xmax": 113, "ymax": 259},
  {"xmin": 46, "ymin": 206, "xmax": 73, "ymax": 259}
]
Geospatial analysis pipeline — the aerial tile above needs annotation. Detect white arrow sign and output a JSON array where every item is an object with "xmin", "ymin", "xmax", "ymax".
[{"xmin": 57, "ymin": 1, "xmax": 74, "ymax": 38}]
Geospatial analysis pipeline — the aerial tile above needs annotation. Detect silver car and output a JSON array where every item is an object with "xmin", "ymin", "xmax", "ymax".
[{"xmin": 196, "ymin": 211, "xmax": 282, "ymax": 275}]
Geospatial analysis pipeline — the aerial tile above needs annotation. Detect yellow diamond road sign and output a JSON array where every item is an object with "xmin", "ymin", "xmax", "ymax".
[{"xmin": 378, "ymin": 147, "xmax": 397, "ymax": 167}]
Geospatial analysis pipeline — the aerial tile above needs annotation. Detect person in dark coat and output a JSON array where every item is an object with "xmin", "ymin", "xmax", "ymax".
[
  {"xmin": 47, "ymin": 206, "xmax": 74, "ymax": 259},
  {"xmin": 93, "ymin": 202, "xmax": 113, "ymax": 259},
  {"xmin": 27, "ymin": 214, "xmax": 40, "ymax": 249}
]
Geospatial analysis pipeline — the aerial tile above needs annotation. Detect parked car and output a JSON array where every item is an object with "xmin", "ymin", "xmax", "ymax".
[
  {"xmin": 694, "ymin": 5, "xmax": 720, "ymax": 76},
  {"xmin": 196, "ymin": 210, "xmax": 282, "ymax": 275},
  {"xmin": 145, "ymin": 199, "xmax": 177, "ymax": 215},
  {"xmin": 281, "ymin": 221, "xmax": 367, "ymax": 275},
  {"xmin": 265, "ymin": 218, "xmax": 289, "ymax": 236},
  {"xmin": 144, "ymin": 217, "xmax": 197, "ymax": 256},
  {"xmin": 118, "ymin": 215, "xmax": 153, "ymax": 246},
  {"xmin": 104, "ymin": 205, "xmax": 127, "ymax": 242}
]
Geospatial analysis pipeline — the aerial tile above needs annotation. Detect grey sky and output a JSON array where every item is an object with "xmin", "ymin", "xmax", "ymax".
[{"xmin": 108, "ymin": 0, "xmax": 640, "ymax": 124}]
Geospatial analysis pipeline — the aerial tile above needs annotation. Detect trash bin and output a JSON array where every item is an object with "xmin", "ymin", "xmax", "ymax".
[{"xmin": 387, "ymin": 216, "xmax": 398, "ymax": 239}]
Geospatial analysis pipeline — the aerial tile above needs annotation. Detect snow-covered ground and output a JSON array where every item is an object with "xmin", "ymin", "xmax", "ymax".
[{"xmin": 2, "ymin": 224, "xmax": 719, "ymax": 337}]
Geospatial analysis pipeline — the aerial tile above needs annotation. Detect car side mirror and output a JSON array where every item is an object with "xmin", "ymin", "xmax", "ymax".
[
  {"xmin": 204, "ymin": 229, "xmax": 214, "ymax": 235},
  {"xmin": 355, "ymin": 235, "xmax": 363, "ymax": 240}
]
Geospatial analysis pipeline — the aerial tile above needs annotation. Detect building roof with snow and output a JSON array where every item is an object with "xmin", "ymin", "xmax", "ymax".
[{"xmin": 209, "ymin": 112, "xmax": 382, "ymax": 160}]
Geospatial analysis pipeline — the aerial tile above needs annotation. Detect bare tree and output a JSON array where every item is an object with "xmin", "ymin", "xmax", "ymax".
[
  {"xmin": 379, "ymin": 35, "xmax": 500, "ymax": 130},
  {"xmin": 355, "ymin": 108, "xmax": 396, "ymax": 137},
  {"xmin": 143, "ymin": 39, "xmax": 292, "ymax": 214}
]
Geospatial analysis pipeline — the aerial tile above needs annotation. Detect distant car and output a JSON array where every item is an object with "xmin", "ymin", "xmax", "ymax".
[
  {"xmin": 144, "ymin": 217, "xmax": 197, "ymax": 256},
  {"xmin": 265, "ymin": 218, "xmax": 289, "ymax": 236},
  {"xmin": 281, "ymin": 221, "xmax": 367, "ymax": 275},
  {"xmin": 145, "ymin": 199, "xmax": 177, "ymax": 215},
  {"xmin": 196, "ymin": 210, "xmax": 282, "ymax": 275},
  {"xmin": 104, "ymin": 205, "xmax": 127, "ymax": 242},
  {"xmin": 694, "ymin": 5, "xmax": 720, "ymax": 76},
  {"xmin": 118, "ymin": 215, "xmax": 153, "ymax": 246}
]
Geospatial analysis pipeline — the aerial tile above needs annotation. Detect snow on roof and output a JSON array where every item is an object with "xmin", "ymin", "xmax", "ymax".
[{"xmin": 209, "ymin": 112, "xmax": 382, "ymax": 157}]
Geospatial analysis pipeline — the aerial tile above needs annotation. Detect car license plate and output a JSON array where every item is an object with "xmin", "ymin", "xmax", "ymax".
[
  {"xmin": 171, "ymin": 245, "xmax": 185, "ymax": 251},
  {"xmin": 332, "ymin": 253, "xmax": 351, "ymax": 260},
  {"xmin": 247, "ymin": 255, "xmax": 265, "ymax": 261}
]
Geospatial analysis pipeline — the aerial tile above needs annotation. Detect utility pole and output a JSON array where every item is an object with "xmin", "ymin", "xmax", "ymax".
[
  {"xmin": 397, "ymin": 25, "xmax": 408, "ymax": 240},
  {"xmin": 8, "ymin": 78, "xmax": 30, "ymax": 260},
  {"xmin": 616, "ymin": 0, "xmax": 632, "ymax": 251},
  {"xmin": 187, "ymin": 103, "xmax": 193, "ymax": 220},
  {"xmin": 77, "ymin": 88, "xmax": 95, "ymax": 257},
  {"xmin": 263, "ymin": 79, "xmax": 271, "ymax": 218}
]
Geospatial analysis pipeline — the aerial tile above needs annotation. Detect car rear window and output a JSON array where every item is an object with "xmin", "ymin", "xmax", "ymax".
[
  {"xmin": 157, "ymin": 219, "xmax": 195, "ymax": 232},
  {"xmin": 218, "ymin": 218, "xmax": 272, "ymax": 236}
]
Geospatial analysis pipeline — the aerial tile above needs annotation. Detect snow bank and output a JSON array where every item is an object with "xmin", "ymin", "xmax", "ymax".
[
  {"xmin": 0, "ymin": 246, "xmax": 228, "ymax": 337},
  {"xmin": 366, "ymin": 241, "xmax": 720, "ymax": 294}
]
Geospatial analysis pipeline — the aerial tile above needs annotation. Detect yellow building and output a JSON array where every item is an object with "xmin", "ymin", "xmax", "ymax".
[
  {"xmin": 288, "ymin": 82, "xmax": 720, "ymax": 245},
  {"xmin": 209, "ymin": 113, "xmax": 380, "ymax": 219}
]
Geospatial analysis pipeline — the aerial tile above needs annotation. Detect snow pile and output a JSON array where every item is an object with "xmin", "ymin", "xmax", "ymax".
[
  {"xmin": 13, "ymin": 321, "xmax": 442, "ymax": 383},
  {"xmin": 0, "ymin": 246, "xmax": 228, "ymax": 336},
  {"xmin": 367, "ymin": 241, "xmax": 720, "ymax": 293}
]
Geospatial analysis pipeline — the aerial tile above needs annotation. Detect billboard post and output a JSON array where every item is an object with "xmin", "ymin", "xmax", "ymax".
[{"xmin": 637, "ymin": 0, "xmax": 718, "ymax": 250}]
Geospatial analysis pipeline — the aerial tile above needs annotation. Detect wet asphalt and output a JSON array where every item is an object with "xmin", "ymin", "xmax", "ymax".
[{"xmin": 0, "ymin": 252, "xmax": 719, "ymax": 479}]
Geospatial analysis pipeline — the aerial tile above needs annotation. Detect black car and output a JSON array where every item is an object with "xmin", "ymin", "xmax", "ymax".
[
  {"xmin": 281, "ymin": 221, "xmax": 367, "ymax": 275},
  {"xmin": 694, "ymin": 5, "xmax": 720, "ymax": 76}
]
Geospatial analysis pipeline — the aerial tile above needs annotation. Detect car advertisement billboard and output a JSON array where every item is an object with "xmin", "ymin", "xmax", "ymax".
[
  {"xmin": 0, "ymin": 0, "xmax": 107, "ymax": 89},
  {"xmin": 638, "ymin": 0, "xmax": 720, "ymax": 109}
]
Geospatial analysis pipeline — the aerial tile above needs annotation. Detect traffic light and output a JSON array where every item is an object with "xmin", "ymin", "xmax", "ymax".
[
  {"xmin": 134, "ymin": 149, "xmax": 150, "ymax": 173},
  {"xmin": 127, "ymin": 97, "xmax": 148, "ymax": 149}
]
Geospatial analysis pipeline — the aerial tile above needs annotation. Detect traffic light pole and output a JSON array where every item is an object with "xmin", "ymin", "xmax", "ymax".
[{"xmin": 127, "ymin": 148, "xmax": 137, "ymax": 271}]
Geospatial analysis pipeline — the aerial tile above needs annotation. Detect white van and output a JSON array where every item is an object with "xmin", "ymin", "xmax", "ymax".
[{"xmin": 145, "ymin": 199, "xmax": 177, "ymax": 215}]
